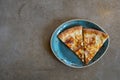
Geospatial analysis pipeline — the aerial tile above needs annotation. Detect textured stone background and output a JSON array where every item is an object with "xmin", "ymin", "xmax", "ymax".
[{"xmin": 0, "ymin": 0, "xmax": 120, "ymax": 80}]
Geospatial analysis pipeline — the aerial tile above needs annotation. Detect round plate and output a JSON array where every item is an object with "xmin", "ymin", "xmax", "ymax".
[{"xmin": 50, "ymin": 19, "xmax": 110, "ymax": 68}]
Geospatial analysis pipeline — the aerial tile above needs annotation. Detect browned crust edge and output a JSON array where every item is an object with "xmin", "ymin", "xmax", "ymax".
[
  {"xmin": 58, "ymin": 26, "xmax": 83, "ymax": 39},
  {"xmin": 83, "ymin": 28, "xmax": 109, "ymax": 38}
]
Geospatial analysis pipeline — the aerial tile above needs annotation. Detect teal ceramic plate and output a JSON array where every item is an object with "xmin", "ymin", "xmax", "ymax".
[{"xmin": 50, "ymin": 19, "xmax": 110, "ymax": 68}]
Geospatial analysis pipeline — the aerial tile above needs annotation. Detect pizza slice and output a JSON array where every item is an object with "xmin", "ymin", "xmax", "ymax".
[
  {"xmin": 83, "ymin": 28, "xmax": 109, "ymax": 64},
  {"xmin": 58, "ymin": 26, "xmax": 84, "ymax": 62}
]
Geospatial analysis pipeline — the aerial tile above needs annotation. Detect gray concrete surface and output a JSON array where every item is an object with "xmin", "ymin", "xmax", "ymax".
[{"xmin": 0, "ymin": 0, "xmax": 120, "ymax": 80}]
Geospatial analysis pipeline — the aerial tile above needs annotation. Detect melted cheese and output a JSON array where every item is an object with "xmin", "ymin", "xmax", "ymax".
[{"xmin": 58, "ymin": 27, "xmax": 108, "ymax": 64}]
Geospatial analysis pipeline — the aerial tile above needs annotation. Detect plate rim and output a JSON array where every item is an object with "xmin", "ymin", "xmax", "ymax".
[{"xmin": 50, "ymin": 19, "xmax": 110, "ymax": 68}]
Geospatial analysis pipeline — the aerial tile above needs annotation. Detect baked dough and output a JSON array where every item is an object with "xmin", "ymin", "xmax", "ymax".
[
  {"xmin": 58, "ymin": 26, "xmax": 109, "ymax": 64},
  {"xmin": 83, "ymin": 28, "xmax": 109, "ymax": 64},
  {"xmin": 58, "ymin": 26, "xmax": 84, "ymax": 62}
]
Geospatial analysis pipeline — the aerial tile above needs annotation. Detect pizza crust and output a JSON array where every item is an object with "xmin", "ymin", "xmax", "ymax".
[
  {"xmin": 58, "ymin": 26, "xmax": 82, "ymax": 41},
  {"xmin": 58, "ymin": 26, "xmax": 84, "ymax": 62},
  {"xmin": 83, "ymin": 28, "xmax": 109, "ymax": 64},
  {"xmin": 58, "ymin": 26, "xmax": 109, "ymax": 65},
  {"xmin": 83, "ymin": 28, "xmax": 109, "ymax": 39}
]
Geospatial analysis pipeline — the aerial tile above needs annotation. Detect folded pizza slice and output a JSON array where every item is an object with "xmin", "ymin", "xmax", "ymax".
[
  {"xmin": 83, "ymin": 28, "xmax": 109, "ymax": 64},
  {"xmin": 58, "ymin": 26, "xmax": 84, "ymax": 63}
]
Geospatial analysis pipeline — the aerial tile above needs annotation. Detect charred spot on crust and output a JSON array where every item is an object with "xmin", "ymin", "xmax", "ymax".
[{"xmin": 65, "ymin": 37, "xmax": 74, "ymax": 44}]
